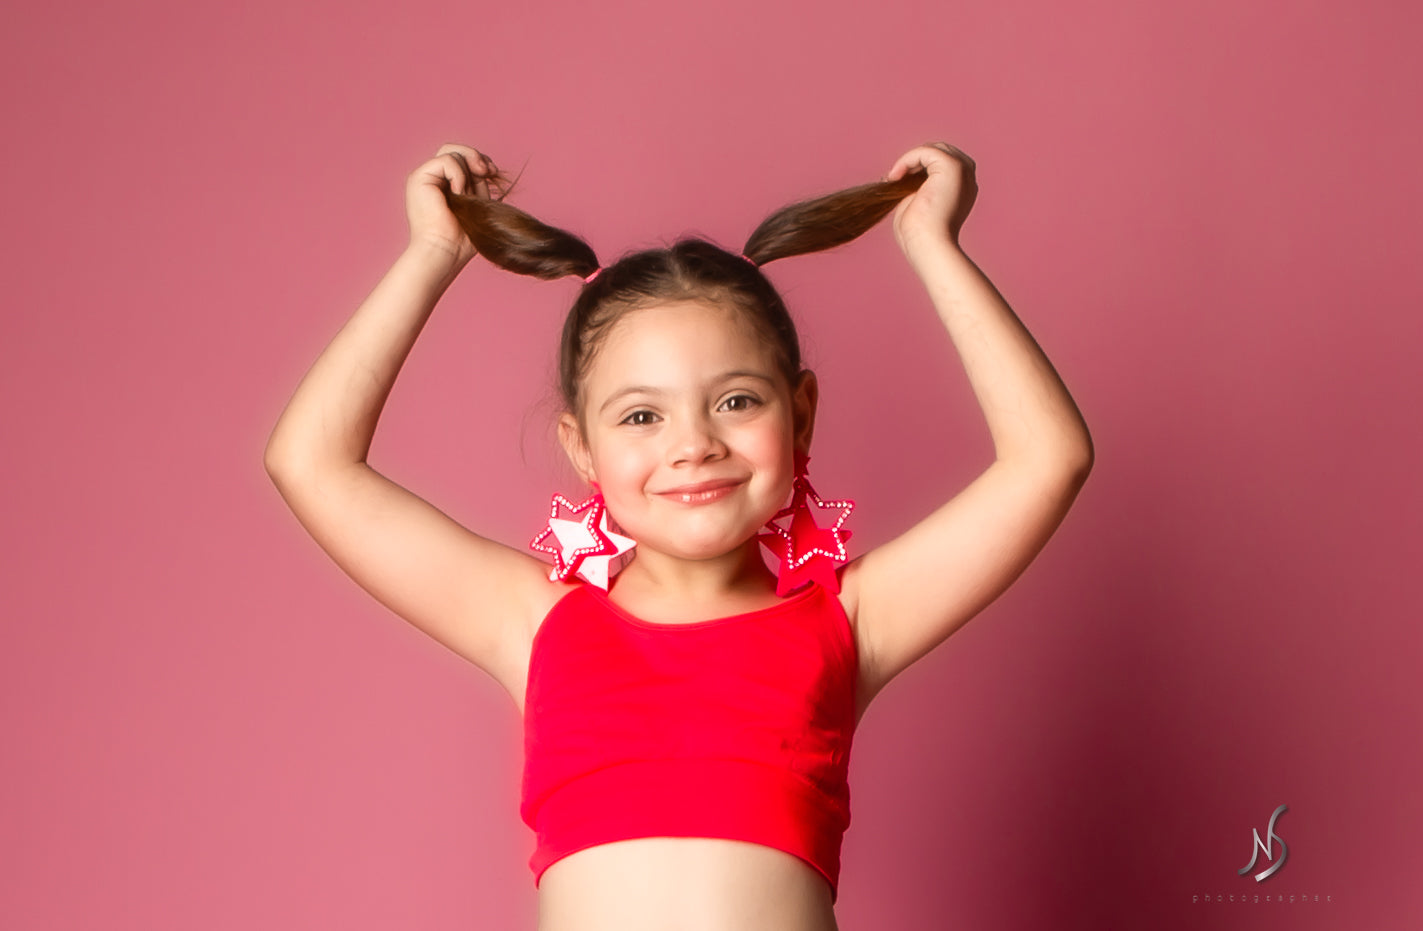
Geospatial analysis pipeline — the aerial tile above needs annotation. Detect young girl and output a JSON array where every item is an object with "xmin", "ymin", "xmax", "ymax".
[{"xmin": 264, "ymin": 141, "xmax": 1092, "ymax": 930}]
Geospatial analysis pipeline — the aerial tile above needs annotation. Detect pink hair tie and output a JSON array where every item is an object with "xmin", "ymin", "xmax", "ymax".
[{"xmin": 740, "ymin": 252, "xmax": 758, "ymax": 268}]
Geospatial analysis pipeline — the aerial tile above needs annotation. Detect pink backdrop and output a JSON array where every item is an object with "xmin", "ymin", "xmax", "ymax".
[{"xmin": 3, "ymin": 1, "xmax": 1419, "ymax": 928}]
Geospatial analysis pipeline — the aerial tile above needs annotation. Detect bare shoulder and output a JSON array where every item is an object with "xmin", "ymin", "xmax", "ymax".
[{"xmin": 476, "ymin": 564, "xmax": 596, "ymax": 719}]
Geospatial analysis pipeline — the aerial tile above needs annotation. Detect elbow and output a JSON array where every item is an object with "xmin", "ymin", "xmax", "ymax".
[
  {"xmin": 263, "ymin": 422, "xmax": 315, "ymax": 479},
  {"xmin": 1062, "ymin": 437, "xmax": 1094, "ymax": 488},
  {"xmin": 1057, "ymin": 418, "xmax": 1095, "ymax": 479},
  {"xmin": 1073, "ymin": 433, "xmax": 1095, "ymax": 477},
  {"xmin": 263, "ymin": 437, "xmax": 361, "ymax": 488},
  {"xmin": 262, "ymin": 435, "xmax": 289, "ymax": 477},
  {"xmin": 1047, "ymin": 446, "xmax": 1092, "ymax": 490},
  {"xmin": 1007, "ymin": 429, "xmax": 1094, "ymax": 482},
  {"xmin": 263, "ymin": 433, "xmax": 306, "ymax": 482},
  {"xmin": 263, "ymin": 448, "xmax": 293, "ymax": 491}
]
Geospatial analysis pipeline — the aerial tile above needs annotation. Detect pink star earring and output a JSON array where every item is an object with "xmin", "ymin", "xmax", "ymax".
[
  {"xmin": 529, "ymin": 487, "xmax": 636, "ymax": 590},
  {"xmin": 757, "ymin": 451, "xmax": 855, "ymax": 597}
]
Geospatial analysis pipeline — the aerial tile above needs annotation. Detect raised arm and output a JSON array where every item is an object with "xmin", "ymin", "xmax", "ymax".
[
  {"xmin": 843, "ymin": 143, "xmax": 1094, "ymax": 708},
  {"xmin": 263, "ymin": 145, "xmax": 561, "ymax": 705}
]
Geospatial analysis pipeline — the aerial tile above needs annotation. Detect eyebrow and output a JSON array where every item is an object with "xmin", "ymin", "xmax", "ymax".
[{"xmin": 597, "ymin": 370, "xmax": 777, "ymax": 415}]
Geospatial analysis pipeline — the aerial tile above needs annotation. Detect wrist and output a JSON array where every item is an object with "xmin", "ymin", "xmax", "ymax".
[
  {"xmin": 902, "ymin": 232, "xmax": 964, "ymax": 273},
  {"xmin": 406, "ymin": 236, "xmax": 472, "ymax": 282}
]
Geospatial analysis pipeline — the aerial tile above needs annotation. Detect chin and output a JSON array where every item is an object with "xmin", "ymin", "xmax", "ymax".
[{"xmin": 650, "ymin": 528, "xmax": 758, "ymax": 563}]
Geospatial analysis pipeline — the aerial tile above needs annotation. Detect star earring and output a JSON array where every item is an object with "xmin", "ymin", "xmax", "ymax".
[
  {"xmin": 529, "ymin": 487, "xmax": 636, "ymax": 590},
  {"xmin": 757, "ymin": 451, "xmax": 855, "ymax": 597}
]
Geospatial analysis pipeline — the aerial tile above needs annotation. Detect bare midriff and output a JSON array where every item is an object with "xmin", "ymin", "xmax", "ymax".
[{"xmin": 534, "ymin": 836, "xmax": 840, "ymax": 931}]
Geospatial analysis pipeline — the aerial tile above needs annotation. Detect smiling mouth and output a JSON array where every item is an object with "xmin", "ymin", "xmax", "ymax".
[{"xmin": 658, "ymin": 481, "xmax": 742, "ymax": 505}]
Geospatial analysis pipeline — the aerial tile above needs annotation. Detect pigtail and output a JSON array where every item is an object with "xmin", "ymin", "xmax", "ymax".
[
  {"xmin": 444, "ymin": 169, "xmax": 600, "ymax": 281},
  {"xmin": 742, "ymin": 168, "xmax": 928, "ymax": 266}
]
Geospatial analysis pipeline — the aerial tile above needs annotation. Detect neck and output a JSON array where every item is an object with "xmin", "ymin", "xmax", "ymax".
[{"xmin": 612, "ymin": 538, "xmax": 778, "ymax": 603}]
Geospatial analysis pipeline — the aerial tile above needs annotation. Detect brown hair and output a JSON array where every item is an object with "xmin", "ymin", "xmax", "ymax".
[{"xmin": 445, "ymin": 163, "xmax": 928, "ymax": 424}]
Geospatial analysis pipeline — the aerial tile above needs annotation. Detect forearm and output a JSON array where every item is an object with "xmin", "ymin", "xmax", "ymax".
[
  {"xmin": 910, "ymin": 239, "xmax": 1093, "ymax": 470},
  {"xmin": 263, "ymin": 242, "xmax": 467, "ymax": 474}
]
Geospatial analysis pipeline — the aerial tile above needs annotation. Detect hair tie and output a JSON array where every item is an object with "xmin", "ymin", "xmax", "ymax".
[{"xmin": 740, "ymin": 252, "xmax": 758, "ymax": 268}]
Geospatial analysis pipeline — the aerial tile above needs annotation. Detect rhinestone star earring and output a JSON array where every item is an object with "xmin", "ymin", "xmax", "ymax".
[
  {"xmin": 757, "ymin": 452, "xmax": 855, "ymax": 597},
  {"xmin": 529, "ymin": 486, "xmax": 636, "ymax": 590}
]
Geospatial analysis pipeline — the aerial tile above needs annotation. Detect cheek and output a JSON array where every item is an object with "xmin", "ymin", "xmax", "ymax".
[
  {"xmin": 738, "ymin": 421, "xmax": 795, "ymax": 489},
  {"xmin": 746, "ymin": 432, "xmax": 787, "ymax": 470},
  {"xmin": 590, "ymin": 442, "xmax": 657, "ymax": 490}
]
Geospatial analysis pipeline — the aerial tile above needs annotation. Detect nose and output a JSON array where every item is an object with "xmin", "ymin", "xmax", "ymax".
[{"xmin": 667, "ymin": 411, "xmax": 727, "ymax": 466}]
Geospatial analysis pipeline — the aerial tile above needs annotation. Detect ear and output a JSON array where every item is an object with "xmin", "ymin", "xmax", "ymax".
[
  {"xmin": 791, "ymin": 370, "xmax": 819, "ymax": 454},
  {"xmin": 557, "ymin": 412, "xmax": 597, "ymax": 485}
]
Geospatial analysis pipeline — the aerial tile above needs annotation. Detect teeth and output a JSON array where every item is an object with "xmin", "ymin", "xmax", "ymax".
[{"xmin": 666, "ymin": 484, "xmax": 738, "ymax": 503}]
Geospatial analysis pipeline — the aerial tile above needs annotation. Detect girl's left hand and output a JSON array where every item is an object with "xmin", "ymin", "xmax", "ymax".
[{"xmin": 885, "ymin": 142, "xmax": 978, "ymax": 259}]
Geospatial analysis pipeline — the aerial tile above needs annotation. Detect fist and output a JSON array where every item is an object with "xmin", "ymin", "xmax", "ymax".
[
  {"xmin": 885, "ymin": 141, "xmax": 978, "ymax": 253},
  {"xmin": 405, "ymin": 143, "xmax": 507, "ymax": 267}
]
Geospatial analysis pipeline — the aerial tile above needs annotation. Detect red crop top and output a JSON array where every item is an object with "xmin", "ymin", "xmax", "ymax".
[{"xmin": 520, "ymin": 579, "xmax": 859, "ymax": 903}]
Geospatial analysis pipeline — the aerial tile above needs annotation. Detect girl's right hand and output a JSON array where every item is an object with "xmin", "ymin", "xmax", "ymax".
[{"xmin": 404, "ymin": 143, "xmax": 504, "ymax": 269}]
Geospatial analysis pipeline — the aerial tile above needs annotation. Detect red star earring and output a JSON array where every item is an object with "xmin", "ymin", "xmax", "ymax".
[
  {"xmin": 529, "ymin": 486, "xmax": 636, "ymax": 590},
  {"xmin": 757, "ymin": 451, "xmax": 855, "ymax": 597}
]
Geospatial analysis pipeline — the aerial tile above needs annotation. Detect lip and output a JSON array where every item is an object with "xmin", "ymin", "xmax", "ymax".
[{"xmin": 655, "ymin": 478, "xmax": 744, "ymax": 504}]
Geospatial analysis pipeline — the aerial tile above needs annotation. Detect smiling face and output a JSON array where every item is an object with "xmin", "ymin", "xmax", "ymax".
[{"xmin": 558, "ymin": 299, "xmax": 816, "ymax": 563}]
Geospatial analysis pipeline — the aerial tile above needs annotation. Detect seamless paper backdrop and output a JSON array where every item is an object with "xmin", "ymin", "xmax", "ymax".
[{"xmin": 2, "ymin": 1, "xmax": 1419, "ymax": 929}]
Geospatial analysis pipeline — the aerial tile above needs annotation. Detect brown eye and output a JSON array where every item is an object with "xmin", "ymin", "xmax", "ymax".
[
  {"xmin": 719, "ymin": 395, "xmax": 760, "ymax": 413},
  {"xmin": 622, "ymin": 410, "xmax": 658, "ymax": 426}
]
